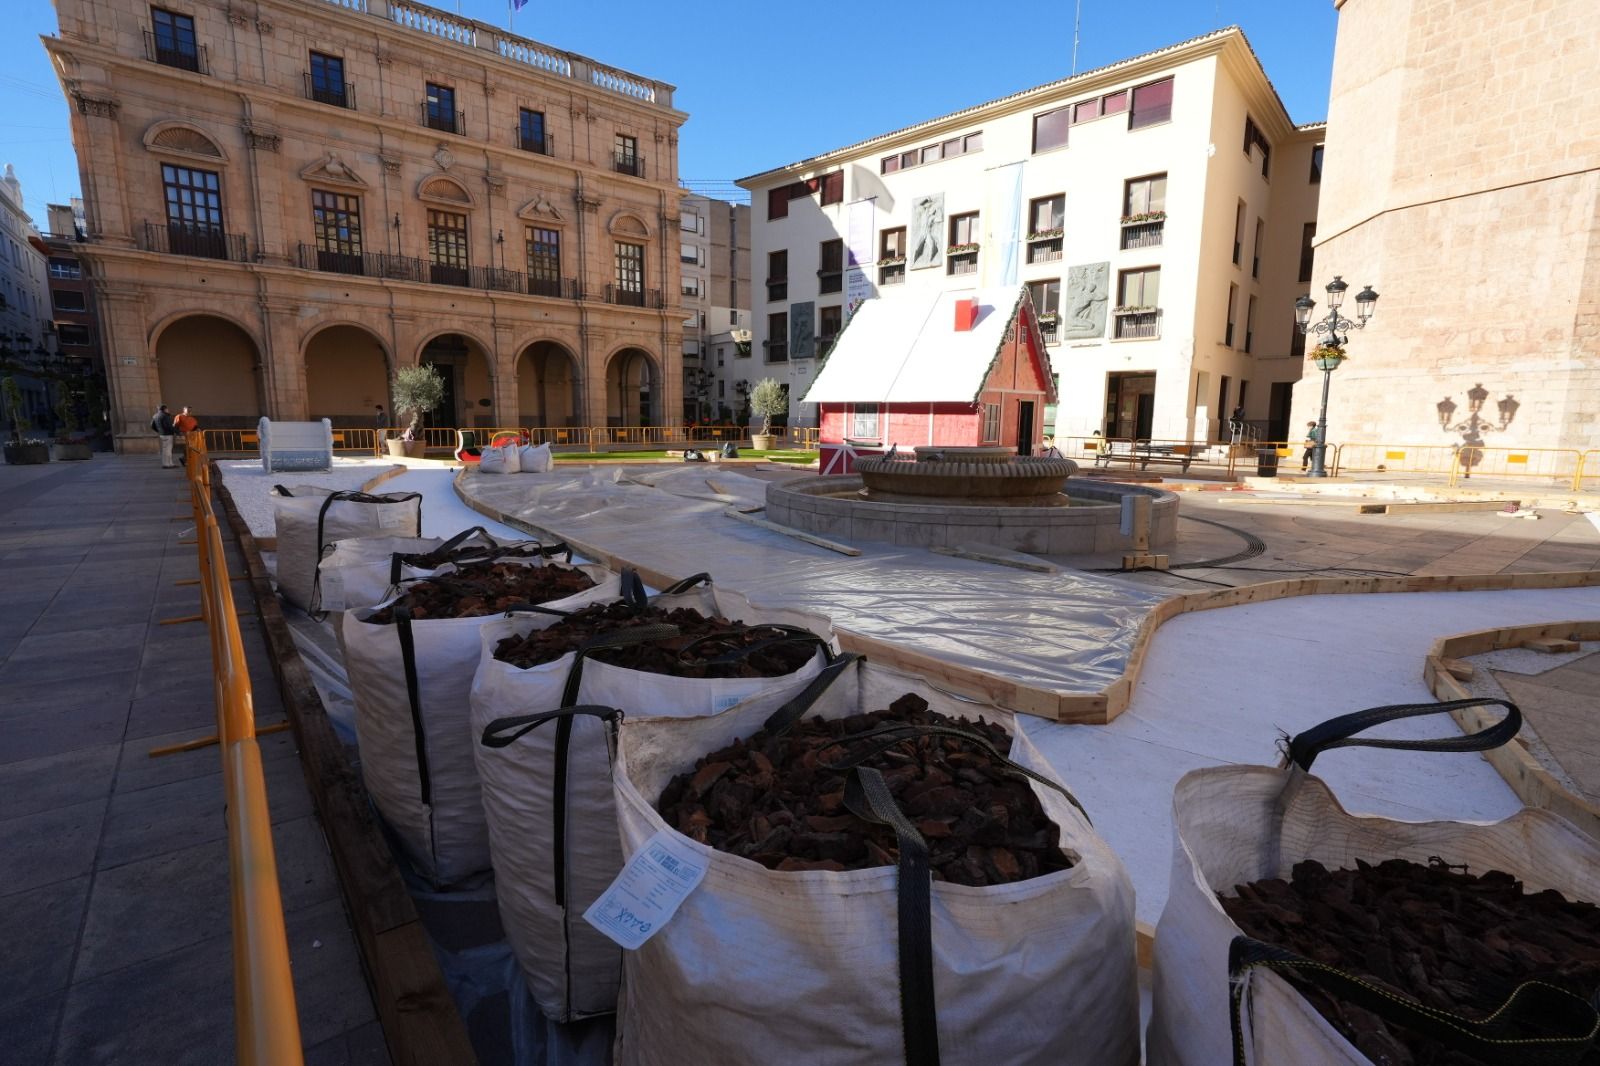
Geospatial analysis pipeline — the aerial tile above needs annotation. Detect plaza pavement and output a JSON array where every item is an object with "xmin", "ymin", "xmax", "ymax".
[{"xmin": 0, "ymin": 454, "xmax": 384, "ymax": 1066}]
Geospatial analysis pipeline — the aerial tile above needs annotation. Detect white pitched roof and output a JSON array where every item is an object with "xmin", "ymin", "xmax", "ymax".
[{"xmin": 801, "ymin": 286, "xmax": 1029, "ymax": 405}]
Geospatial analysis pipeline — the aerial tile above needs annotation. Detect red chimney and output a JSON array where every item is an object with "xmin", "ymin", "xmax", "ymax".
[{"xmin": 953, "ymin": 297, "xmax": 978, "ymax": 331}]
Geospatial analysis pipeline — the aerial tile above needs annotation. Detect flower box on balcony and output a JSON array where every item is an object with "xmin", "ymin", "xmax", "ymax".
[
  {"xmin": 946, "ymin": 243, "xmax": 981, "ymax": 255},
  {"xmin": 1037, "ymin": 313, "xmax": 1060, "ymax": 323},
  {"xmin": 1112, "ymin": 305, "xmax": 1157, "ymax": 315},
  {"xmin": 1119, "ymin": 211, "xmax": 1166, "ymax": 225},
  {"xmin": 1027, "ymin": 229, "xmax": 1063, "ymax": 241},
  {"xmin": 878, "ymin": 255, "xmax": 906, "ymax": 266}
]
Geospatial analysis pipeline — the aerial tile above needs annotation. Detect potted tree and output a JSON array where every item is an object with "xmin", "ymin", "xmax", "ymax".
[
  {"xmin": 388, "ymin": 364, "xmax": 446, "ymax": 459},
  {"xmin": 2, "ymin": 377, "xmax": 49, "ymax": 465},
  {"xmin": 50, "ymin": 395, "xmax": 92, "ymax": 461},
  {"xmin": 749, "ymin": 378, "xmax": 787, "ymax": 451}
]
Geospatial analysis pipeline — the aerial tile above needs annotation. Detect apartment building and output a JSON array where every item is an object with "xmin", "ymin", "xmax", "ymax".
[
  {"xmin": 32, "ymin": 201, "xmax": 110, "ymax": 437},
  {"xmin": 738, "ymin": 28, "xmax": 1322, "ymax": 444},
  {"xmin": 1302, "ymin": 0, "xmax": 1600, "ymax": 451},
  {"xmin": 46, "ymin": 0, "xmax": 687, "ymax": 451},
  {"xmin": 678, "ymin": 193, "xmax": 750, "ymax": 423},
  {"xmin": 0, "ymin": 165, "xmax": 55, "ymax": 431}
]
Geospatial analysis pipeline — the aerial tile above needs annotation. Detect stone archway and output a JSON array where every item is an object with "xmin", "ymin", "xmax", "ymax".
[
  {"xmin": 418, "ymin": 332, "xmax": 495, "ymax": 428},
  {"xmin": 605, "ymin": 347, "xmax": 659, "ymax": 427},
  {"xmin": 305, "ymin": 324, "xmax": 389, "ymax": 424},
  {"xmin": 516, "ymin": 341, "xmax": 581, "ymax": 427},
  {"xmin": 154, "ymin": 314, "xmax": 262, "ymax": 428}
]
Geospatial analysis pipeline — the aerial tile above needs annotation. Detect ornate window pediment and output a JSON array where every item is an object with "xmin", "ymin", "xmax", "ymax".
[
  {"xmin": 143, "ymin": 121, "xmax": 227, "ymax": 163},
  {"xmin": 418, "ymin": 174, "xmax": 474, "ymax": 207},
  {"xmin": 607, "ymin": 210, "xmax": 651, "ymax": 238},
  {"xmin": 516, "ymin": 193, "xmax": 566, "ymax": 226},
  {"xmin": 298, "ymin": 152, "xmax": 367, "ymax": 188}
]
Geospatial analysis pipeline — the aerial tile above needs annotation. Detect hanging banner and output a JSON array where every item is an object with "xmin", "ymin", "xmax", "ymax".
[
  {"xmin": 982, "ymin": 161, "xmax": 1026, "ymax": 287},
  {"xmin": 846, "ymin": 197, "xmax": 877, "ymax": 268},
  {"xmin": 845, "ymin": 268, "xmax": 873, "ymax": 321}
]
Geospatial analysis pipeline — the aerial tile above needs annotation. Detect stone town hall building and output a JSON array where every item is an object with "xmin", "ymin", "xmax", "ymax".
[{"xmin": 46, "ymin": 0, "xmax": 686, "ymax": 452}]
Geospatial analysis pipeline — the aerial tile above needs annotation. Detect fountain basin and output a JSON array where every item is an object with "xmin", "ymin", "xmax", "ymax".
[{"xmin": 857, "ymin": 448, "xmax": 1078, "ymax": 505}]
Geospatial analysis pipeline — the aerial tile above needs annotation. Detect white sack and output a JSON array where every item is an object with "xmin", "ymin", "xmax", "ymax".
[
  {"xmin": 317, "ymin": 528, "xmax": 571, "ymax": 615},
  {"xmin": 519, "ymin": 442, "xmax": 553, "ymax": 473},
  {"xmin": 271, "ymin": 485, "xmax": 422, "ymax": 614},
  {"xmin": 480, "ymin": 444, "xmax": 522, "ymax": 475},
  {"xmin": 342, "ymin": 560, "xmax": 619, "ymax": 887},
  {"xmin": 1147, "ymin": 753, "xmax": 1600, "ymax": 1065},
  {"xmin": 610, "ymin": 659, "xmax": 1140, "ymax": 1066},
  {"xmin": 470, "ymin": 582, "xmax": 837, "ymax": 1022}
]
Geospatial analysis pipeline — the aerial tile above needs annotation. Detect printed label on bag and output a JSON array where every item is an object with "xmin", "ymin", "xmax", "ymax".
[
  {"xmin": 713, "ymin": 694, "xmax": 743, "ymax": 713},
  {"xmin": 583, "ymin": 828, "xmax": 708, "ymax": 950}
]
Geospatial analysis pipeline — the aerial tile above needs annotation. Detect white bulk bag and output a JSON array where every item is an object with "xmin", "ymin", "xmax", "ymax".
[
  {"xmin": 317, "ymin": 526, "xmax": 573, "ymax": 615},
  {"xmin": 608, "ymin": 656, "xmax": 1140, "ymax": 1066},
  {"xmin": 271, "ymin": 485, "xmax": 422, "ymax": 614},
  {"xmin": 1147, "ymin": 699, "xmax": 1600, "ymax": 1066},
  {"xmin": 471, "ymin": 577, "xmax": 837, "ymax": 1022},
  {"xmin": 342, "ymin": 559, "xmax": 620, "ymax": 887},
  {"xmin": 479, "ymin": 444, "xmax": 521, "ymax": 475},
  {"xmin": 519, "ymin": 442, "xmax": 554, "ymax": 473}
]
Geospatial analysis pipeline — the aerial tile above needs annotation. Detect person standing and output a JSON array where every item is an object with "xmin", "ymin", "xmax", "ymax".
[
  {"xmin": 374, "ymin": 404, "xmax": 386, "ymax": 456},
  {"xmin": 1229, "ymin": 404, "xmax": 1246, "ymax": 444},
  {"xmin": 172, "ymin": 405, "xmax": 198, "ymax": 467},
  {"xmin": 151, "ymin": 404, "xmax": 177, "ymax": 468},
  {"xmin": 1301, "ymin": 420, "xmax": 1322, "ymax": 473}
]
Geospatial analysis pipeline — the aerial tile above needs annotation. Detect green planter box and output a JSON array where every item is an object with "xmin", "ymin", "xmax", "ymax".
[
  {"xmin": 4, "ymin": 442, "xmax": 50, "ymax": 465},
  {"xmin": 51, "ymin": 442, "xmax": 93, "ymax": 461}
]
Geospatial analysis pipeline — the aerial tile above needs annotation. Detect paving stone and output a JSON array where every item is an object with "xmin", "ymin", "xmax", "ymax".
[
  {"xmin": 303, "ymin": 1020, "xmax": 391, "ymax": 1066},
  {"xmin": 0, "ymin": 876, "xmax": 90, "ymax": 1001},
  {"xmin": 0, "ymin": 701, "xmax": 131, "ymax": 765},
  {"xmin": 0, "ymin": 798, "xmax": 105, "ymax": 895},
  {"xmin": 0, "ymin": 743, "xmax": 119, "ymax": 817},
  {"xmin": 0, "ymin": 991, "xmax": 63, "ymax": 1066},
  {"xmin": 96, "ymin": 773, "xmax": 228, "ymax": 870},
  {"xmin": 2, "ymin": 622, "xmax": 149, "ymax": 677},
  {"xmin": 74, "ymin": 838, "xmax": 231, "ymax": 982},
  {"xmin": 0, "ymin": 670, "xmax": 139, "ymax": 714},
  {"xmin": 284, "ymin": 899, "xmax": 380, "ymax": 1049}
]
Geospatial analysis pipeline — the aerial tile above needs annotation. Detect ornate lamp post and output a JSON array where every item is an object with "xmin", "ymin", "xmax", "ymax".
[{"xmin": 1293, "ymin": 275, "xmax": 1378, "ymax": 477}]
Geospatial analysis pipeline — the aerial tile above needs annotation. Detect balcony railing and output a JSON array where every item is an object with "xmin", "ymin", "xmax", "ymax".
[
  {"xmin": 818, "ymin": 270, "xmax": 842, "ymax": 295},
  {"xmin": 295, "ymin": 244, "xmax": 581, "ymax": 299},
  {"xmin": 613, "ymin": 152, "xmax": 644, "ymax": 177},
  {"xmin": 1038, "ymin": 318, "xmax": 1060, "ymax": 343},
  {"xmin": 604, "ymin": 284, "xmax": 662, "ymax": 308},
  {"xmin": 1120, "ymin": 220, "xmax": 1164, "ymax": 250},
  {"xmin": 304, "ymin": 73, "xmax": 355, "ymax": 109},
  {"xmin": 144, "ymin": 30, "xmax": 207, "ymax": 73},
  {"xmin": 766, "ymin": 279, "xmax": 788, "ymax": 302},
  {"xmin": 764, "ymin": 340, "xmax": 788, "ymax": 363},
  {"xmin": 143, "ymin": 221, "xmax": 247, "ymax": 262},
  {"xmin": 514, "ymin": 127, "xmax": 553, "ymax": 155},
  {"xmin": 422, "ymin": 104, "xmax": 465, "ymax": 135},
  {"xmin": 1113, "ymin": 309, "xmax": 1162, "ymax": 340},
  {"xmin": 1027, "ymin": 241, "xmax": 1063, "ymax": 264},
  {"xmin": 429, "ymin": 262, "xmax": 471, "ymax": 287},
  {"xmin": 528, "ymin": 276, "xmax": 580, "ymax": 299}
]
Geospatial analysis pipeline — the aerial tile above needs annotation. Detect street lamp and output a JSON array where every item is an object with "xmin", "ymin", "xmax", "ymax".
[{"xmin": 1293, "ymin": 275, "xmax": 1378, "ymax": 477}]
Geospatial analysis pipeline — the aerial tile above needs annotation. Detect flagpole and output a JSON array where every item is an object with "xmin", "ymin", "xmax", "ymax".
[{"xmin": 508, "ymin": 0, "xmax": 514, "ymax": 34}]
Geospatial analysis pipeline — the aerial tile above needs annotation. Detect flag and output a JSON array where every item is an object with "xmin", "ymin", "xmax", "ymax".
[{"xmin": 512, "ymin": 0, "xmax": 529, "ymax": 9}]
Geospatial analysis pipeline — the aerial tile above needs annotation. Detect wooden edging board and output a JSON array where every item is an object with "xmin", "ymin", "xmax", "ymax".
[
  {"xmin": 1423, "ymin": 620, "xmax": 1600, "ymax": 841},
  {"xmin": 214, "ymin": 467, "xmax": 477, "ymax": 1065},
  {"xmin": 452, "ymin": 468, "xmax": 1600, "ymax": 725}
]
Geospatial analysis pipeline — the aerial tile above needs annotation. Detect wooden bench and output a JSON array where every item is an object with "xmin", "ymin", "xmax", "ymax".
[{"xmin": 1093, "ymin": 439, "xmax": 1198, "ymax": 472}]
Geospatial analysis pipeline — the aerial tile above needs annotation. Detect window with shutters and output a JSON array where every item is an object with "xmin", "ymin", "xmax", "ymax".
[{"xmin": 1129, "ymin": 77, "xmax": 1174, "ymax": 129}]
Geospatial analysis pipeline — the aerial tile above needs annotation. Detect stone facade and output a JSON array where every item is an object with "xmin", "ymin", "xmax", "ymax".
[
  {"xmin": 1299, "ymin": 0, "xmax": 1600, "ymax": 455},
  {"xmin": 46, "ymin": 0, "xmax": 687, "ymax": 452}
]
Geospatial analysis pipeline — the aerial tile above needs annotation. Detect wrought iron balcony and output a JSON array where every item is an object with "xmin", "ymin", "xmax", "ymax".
[
  {"xmin": 1120, "ymin": 220, "xmax": 1164, "ymax": 250},
  {"xmin": 604, "ymin": 284, "xmax": 662, "ymax": 308},
  {"xmin": 144, "ymin": 30, "xmax": 206, "ymax": 73},
  {"xmin": 304, "ymin": 73, "xmax": 355, "ymax": 109},
  {"xmin": 612, "ymin": 151, "xmax": 644, "ymax": 177},
  {"xmin": 422, "ymin": 103, "xmax": 465, "ymax": 135},
  {"xmin": 142, "ymin": 221, "xmax": 246, "ymax": 262},
  {"xmin": 515, "ymin": 127, "xmax": 552, "ymax": 155},
  {"xmin": 1112, "ymin": 309, "xmax": 1162, "ymax": 340}
]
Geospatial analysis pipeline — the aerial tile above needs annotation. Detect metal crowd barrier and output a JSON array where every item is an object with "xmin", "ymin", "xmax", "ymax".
[
  {"xmin": 206, "ymin": 425, "xmax": 822, "ymax": 457},
  {"xmin": 182, "ymin": 432, "xmax": 305, "ymax": 1065}
]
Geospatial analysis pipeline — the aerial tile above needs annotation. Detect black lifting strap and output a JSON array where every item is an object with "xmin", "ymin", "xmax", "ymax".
[
  {"xmin": 845, "ymin": 766, "xmax": 942, "ymax": 1066},
  {"xmin": 1228, "ymin": 936, "xmax": 1600, "ymax": 1066},
  {"xmin": 679, "ymin": 624, "xmax": 833, "ymax": 667},
  {"xmin": 620, "ymin": 568, "xmax": 649, "ymax": 609},
  {"xmin": 311, "ymin": 489, "xmax": 423, "ymax": 619},
  {"xmin": 1284, "ymin": 697, "xmax": 1522, "ymax": 773},
  {"xmin": 392, "ymin": 605, "xmax": 432, "ymax": 808},
  {"xmin": 762, "ymin": 653, "xmax": 862, "ymax": 737},
  {"xmin": 659, "ymin": 572, "xmax": 712, "ymax": 596}
]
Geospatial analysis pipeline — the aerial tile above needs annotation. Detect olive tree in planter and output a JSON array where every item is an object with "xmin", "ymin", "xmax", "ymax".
[
  {"xmin": 50, "ymin": 395, "xmax": 92, "ymax": 461},
  {"xmin": 749, "ymin": 378, "xmax": 788, "ymax": 451},
  {"xmin": 2, "ymin": 377, "xmax": 48, "ymax": 465},
  {"xmin": 388, "ymin": 364, "xmax": 446, "ymax": 458}
]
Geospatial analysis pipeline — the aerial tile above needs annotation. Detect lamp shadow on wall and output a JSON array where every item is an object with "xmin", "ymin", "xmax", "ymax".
[{"xmin": 1434, "ymin": 383, "xmax": 1520, "ymax": 474}]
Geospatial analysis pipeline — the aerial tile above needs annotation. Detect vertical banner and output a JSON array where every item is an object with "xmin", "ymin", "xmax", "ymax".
[
  {"xmin": 846, "ymin": 197, "xmax": 876, "ymax": 268},
  {"xmin": 845, "ymin": 267, "xmax": 873, "ymax": 321},
  {"xmin": 982, "ymin": 161, "xmax": 1025, "ymax": 287}
]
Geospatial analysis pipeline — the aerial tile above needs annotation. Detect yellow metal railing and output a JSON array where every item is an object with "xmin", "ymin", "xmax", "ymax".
[
  {"xmin": 206, "ymin": 424, "xmax": 821, "ymax": 457},
  {"xmin": 1444, "ymin": 445, "xmax": 1585, "ymax": 490},
  {"xmin": 1581, "ymin": 451, "xmax": 1600, "ymax": 493},
  {"xmin": 1332, "ymin": 442, "xmax": 1458, "ymax": 478},
  {"xmin": 183, "ymin": 432, "xmax": 305, "ymax": 1066}
]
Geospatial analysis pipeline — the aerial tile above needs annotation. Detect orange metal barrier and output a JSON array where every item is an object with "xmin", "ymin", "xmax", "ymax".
[
  {"xmin": 206, "ymin": 424, "xmax": 821, "ymax": 458},
  {"xmin": 1446, "ymin": 445, "xmax": 1584, "ymax": 490},
  {"xmin": 1581, "ymin": 452, "xmax": 1600, "ymax": 492},
  {"xmin": 183, "ymin": 432, "xmax": 305, "ymax": 1066}
]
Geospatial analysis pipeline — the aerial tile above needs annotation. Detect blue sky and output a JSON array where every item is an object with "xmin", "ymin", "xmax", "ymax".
[{"xmin": 1, "ymin": 0, "xmax": 1336, "ymax": 221}]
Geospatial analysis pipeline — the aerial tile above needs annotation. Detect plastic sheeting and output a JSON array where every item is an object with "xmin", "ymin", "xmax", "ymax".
[{"xmin": 459, "ymin": 467, "xmax": 1165, "ymax": 696}]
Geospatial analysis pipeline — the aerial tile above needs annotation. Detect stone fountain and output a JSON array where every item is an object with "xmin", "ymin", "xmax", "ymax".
[{"xmin": 765, "ymin": 445, "xmax": 1178, "ymax": 554}]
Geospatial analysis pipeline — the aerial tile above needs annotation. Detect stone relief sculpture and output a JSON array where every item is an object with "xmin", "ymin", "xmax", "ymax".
[
  {"xmin": 1062, "ymin": 262, "xmax": 1110, "ymax": 339},
  {"xmin": 908, "ymin": 193, "xmax": 944, "ymax": 270},
  {"xmin": 790, "ymin": 301, "xmax": 816, "ymax": 360}
]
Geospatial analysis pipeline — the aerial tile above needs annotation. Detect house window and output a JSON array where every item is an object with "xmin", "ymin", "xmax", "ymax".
[
  {"xmin": 1310, "ymin": 144, "xmax": 1324, "ymax": 184},
  {"xmin": 964, "ymin": 131, "xmax": 983, "ymax": 152},
  {"xmin": 880, "ymin": 133, "xmax": 982, "ymax": 173},
  {"xmin": 424, "ymin": 83, "xmax": 458, "ymax": 134},
  {"xmin": 681, "ymin": 211, "xmax": 701, "ymax": 234},
  {"xmin": 48, "ymin": 258, "xmax": 81, "ymax": 280},
  {"xmin": 150, "ymin": 7, "xmax": 200, "ymax": 71},
  {"xmin": 1028, "ymin": 278, "xmax": 1061, "ymax": 341},
  {"xmin": 1252, "ymin": 220, "xmax": 1264, "ymax": 278},
  {"xmin": 981, "ymin": 403, "xmax": 1001, "ymax": 444},
  {"xmin": 767, "ymin": 312, "xmax": 788, "ymax": 362},
  {"xmin": 519, "ymin": 108, "xmax": 547, "ymax": 154},
  {"xmin": 1121, "ymin": 173, "xmax": 1166, "ymax": 249},
  {"xmin": 428, "ymin": 209, "xmax": 469, "ymax": 284},
  {"xmin": 1101, "ymin": 90, "xmax": 1128, "ymax": 115},
  {"xmin": 1233, "ymin": 202, "xmax": 1245, "ymax": 266},
  {"xmin": 526, "ymin": 226, "xmax": 561, "ymax": 296},
  {"xmin": 1115, "ymin": 267, "xmax": 1161, "ymax": 339},
  {"xmin": 680, "ymin": 241, "xmax": 702, "ymax": 265},
  {"xmin": 818, "ymin": 171, "xmax": 843, "ymax": 206},
  {"xmin": 1027, "ymin": 194, "xmax": 1064, "ymax": 264},
  {"xmin": 308, "ymin": 52, "xmax": 348, "ymax": 107},
  {"xmin": 1245, "ymin": 295, "xmax": 1257, "ymax": 354},
  {"xmin": 1128, "ymin": 77, "xmax": 1174, "ymax": 129},
  {"xmin": 818, "ymin": 305, "xmax": 842, "ymax": 351},
  {"xmin": 57, "ymin": 324, "xmax": 91, "ymax": 346},
  {"xmin": 1073, "ymin": 99, "xmax": 1099, "ymax": 124},
  {"xmin": 851, "ymin": 402, "xmax": 879, "ymax": 438},
  {"xmin": 1033, "ymin": 106, "xmax": 1070, "ymax": 153},
  {"xmin": 52, "ymin": 290, "xmax": 87, "ymax": 312},
  {"xmin": 1299, "ymin": 222, "xmax": 1316, "ymax": 283},
  {"xmin": 819, "ymin": 238, "xmax": 843, "ymax": 294},
  {"xmin": 161, "ymin": 163, "xmax": 223, "ymax": 234},
  {"xmin": 312, "ymin": 189, "xmax": 362, "ymax": 272},
  {"xmin": 1244, "ymin": 115, "xmax": 1271, "ymax": 177},
  {"xmin": 1290, "ymin": 324, "xmax": 1306, "ymax": 358},
  {"xmin": 879, "ymin": 226, "xmax": 905, "ymax": 285},
  {"xmin": 681, "ymin": 275, "xmax": 701, "ymax": 297},
  {"xmin": 614, "ymin": 134, "xmax": 640, "ymax": 176},
  {"xmin": 1225, "ymin": 284, "xmax": 1238, "ymax": 346},
  {"xmin": 767, "ymin": 249, "xmax": 788, "ymax": 301},
  {"xmin": 947, "ymin": 212, "xmax": 979, "ymax": 275},
  {"xmin": 615, "ymin": 241, "xmax": 644, "ymax": 294}
]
